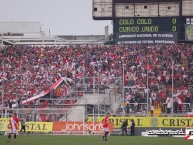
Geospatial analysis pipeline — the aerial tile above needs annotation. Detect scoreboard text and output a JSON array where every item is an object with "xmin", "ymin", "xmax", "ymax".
[{"xmin": 117, "ymin": 18, "xmax": 180, "ymax": 33}]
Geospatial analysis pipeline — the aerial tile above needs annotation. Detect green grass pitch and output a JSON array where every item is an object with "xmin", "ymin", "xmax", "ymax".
[{"xmin": 0, "ymin": 135, "xmax": 192, "ymax": 145}]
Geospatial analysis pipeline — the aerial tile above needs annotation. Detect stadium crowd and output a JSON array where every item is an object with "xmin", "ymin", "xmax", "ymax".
[{"xmin": 0, "ymin": 44, "xmax": 193, "ymax": 113}]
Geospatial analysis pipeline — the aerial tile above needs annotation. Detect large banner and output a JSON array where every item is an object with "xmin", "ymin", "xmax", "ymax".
[
  {"xmin": 0, "ymin": 118, "xmax": 10, "ymax": 132},
  {"xmin": 52, "ymin": 122, "xmax": 113, "ymax": 133},
  {"xmin": 0, "ymin": 120, "xmax": 113, "ymax": 133},
  {"xmin": 0, "ymin": 119, "xmax": 53, "ymax": 132},
  {"xmin": 12, "ymin": 77, "xmax": 72, "ymax": 108},
  {"xmin": 24, "ymin": 122, "xmax": 53, "ymax": 132},
  {"xmin": 87, "ymin": 117, "xmax": 193, "ymax": 128}
]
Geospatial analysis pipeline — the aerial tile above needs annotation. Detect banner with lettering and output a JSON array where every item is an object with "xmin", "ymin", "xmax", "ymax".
[
  {"xmin": 0, "ymin": 118, "xmax": 10, "ymax": 131},
  {"xmin": 87, "ymin": 117, "xmax": 193, "ymax": 128},
  {"xmin": 52, "ymin": 122, "xmax": 113, "ymax": 133},
  {"xmin": 0, "ymin": 120, "xmax": 53, "ymax": 132},
  {"xmin": 24, "ymin": 122, "xmax": 53, "ymax": 132}
]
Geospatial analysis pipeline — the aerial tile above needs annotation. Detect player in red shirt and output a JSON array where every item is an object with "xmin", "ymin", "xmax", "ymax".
[
  {"xmin": 102, "ymin": 113, "xmax": 110, "ymax": 141},
  {"xmin": 7, "ymin": 113, "xmax": 19, "ymax": 142}
]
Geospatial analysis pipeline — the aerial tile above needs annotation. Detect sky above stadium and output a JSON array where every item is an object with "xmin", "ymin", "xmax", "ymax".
[{"xmin": 0, "ymin": 0, "xmax": 113, "ymax": 35}]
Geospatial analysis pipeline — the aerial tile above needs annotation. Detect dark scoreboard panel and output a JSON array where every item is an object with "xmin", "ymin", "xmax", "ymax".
[{"xmin": 114, "ymin": 17, "xmax": 193, "ymax": 42}]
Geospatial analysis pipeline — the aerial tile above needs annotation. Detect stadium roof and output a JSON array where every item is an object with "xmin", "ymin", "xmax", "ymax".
[{"xmin": 1, "ymin": 35, "xmax": 106, "ymax": 45}]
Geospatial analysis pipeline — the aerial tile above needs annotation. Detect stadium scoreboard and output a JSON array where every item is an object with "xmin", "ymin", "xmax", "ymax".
[
  {"xmin": 114, "ymin": 17, "xmax": 193, "ymax": 44},
  {"xmin": 92, "ymin": 0, "xmax": 193, "ymax": 44},
  {"xmin": 116, "ymin": 17, "xmax": 185, "ymax": 33}
]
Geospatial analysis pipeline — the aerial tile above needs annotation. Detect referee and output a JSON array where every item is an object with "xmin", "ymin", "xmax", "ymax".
[
  {"xmin": 20, "ymin": 115, "xmax": 26, "ymax": 135},
  {"xmin": 121, "ymin": 119, "xmax": 128, "ymax": 136}
]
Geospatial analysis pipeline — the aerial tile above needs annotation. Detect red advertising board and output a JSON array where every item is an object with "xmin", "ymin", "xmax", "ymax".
[{"xmin": 53, "ymin": 122, "xmax": 113, "ymax": 133}]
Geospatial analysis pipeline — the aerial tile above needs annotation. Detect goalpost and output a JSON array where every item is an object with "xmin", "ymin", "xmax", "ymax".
[{"xmin": 3, "ymin": 107, "xmax": 88, "ymax": 135}]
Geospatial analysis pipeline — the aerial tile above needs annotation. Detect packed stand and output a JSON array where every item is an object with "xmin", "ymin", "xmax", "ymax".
[{"xmin": 0, "ymin": 44, "xmax": 192, "ymax": 113}]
